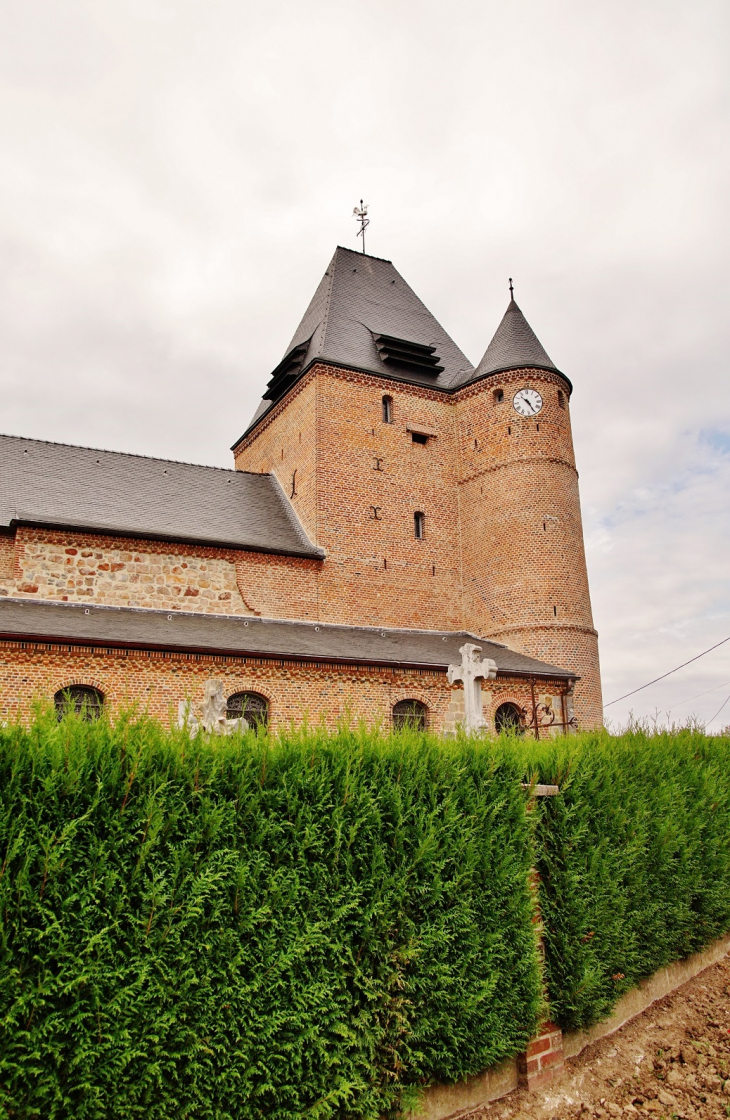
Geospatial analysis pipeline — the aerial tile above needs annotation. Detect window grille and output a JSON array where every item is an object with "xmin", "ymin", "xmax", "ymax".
[
  {"xmin": 494, "ymin": 702, "xmax": 523, "ymax": 734},
  {"xmin": 392, "ymin": 699, "xmax": 428, "ymax": 731},
  {"xmin": 226, "ymin": 691, "xmax": 269, "ymax": 729},
  {"xmin": 54, "ymin": 685, "xmax": 104, "ymax": 722}
]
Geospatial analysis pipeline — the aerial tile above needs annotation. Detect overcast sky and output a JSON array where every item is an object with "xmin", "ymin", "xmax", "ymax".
[{"xmin": 1, "ymin": 0, "xmax": 729, "ymax": 728}]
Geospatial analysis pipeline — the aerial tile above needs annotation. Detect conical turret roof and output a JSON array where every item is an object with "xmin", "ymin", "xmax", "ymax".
[
  {"xmin": 471, "ymin": 298, "xmax": 561, "ymax": 381},
  {"xmin": 239, "ymin": 247, "xmax": 474, "ymax": 440}
]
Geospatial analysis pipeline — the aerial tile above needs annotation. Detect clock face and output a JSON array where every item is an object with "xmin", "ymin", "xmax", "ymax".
[{"xmin": 513, "ymin": 388, "xmax": 543, "ymax": 417}]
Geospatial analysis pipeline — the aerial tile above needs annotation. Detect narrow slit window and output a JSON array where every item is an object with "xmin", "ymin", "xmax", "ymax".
[
  {"xmin": 414, "ymin": 511, "xmax": 425, "ymax": 539},
  {"xmin": 382, "ymin": 395, "xmax": 393, "ymax": 423},
  {"xmin": 493, "ymin": 388, "xmax": 504, "ymax": 405},
  {"xmin": 557, "ymin": 390, "xmax": 566, "ymax": 410}
]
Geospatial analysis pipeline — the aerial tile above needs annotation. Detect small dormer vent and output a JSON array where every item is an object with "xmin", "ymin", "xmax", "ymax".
[
  {"xmin": 374, "ymin": 334, "xmax": 444, "ymax": 375},
  {"xmin": 263, "ymin": 339, "xmax": 311, "ymax": 401}
]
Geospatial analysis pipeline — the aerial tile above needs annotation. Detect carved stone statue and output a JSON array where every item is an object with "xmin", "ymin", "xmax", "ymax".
[
  {"xmin": 178, "ymin": 680, "xmax": 249, "ymax": 735},
  {"xmin": 447, "ymin": 643, "xmax": 498, "ymax": 734}
]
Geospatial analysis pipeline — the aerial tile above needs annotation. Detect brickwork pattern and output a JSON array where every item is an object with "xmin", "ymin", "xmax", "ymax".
[
  {"xmin": 237, "ymin": 364, "xmax": 465, "ymax": 631},
  {"xmin": 0, "ymin": 639, "xmax": 567, "ymax": 735},
  {"xmin": 455, "ymin": 369, "xmax": 602, "ymax": 727},
  {"xmin": 0, "ymin": 357, "xmax": 604, "ymax": 727},
  {"xmin": 518, "ymin": 1021, "xmax": 565, "ymax": 1090},
  {"xmin": 0, "ymin": 534, "xmax": 14, "ymax": 580},
  {"xmin": 234, "ymin": 372, "xmax": 319, "ymax": 541},
  {"xmin": 236, "ymin": 362, "xmax": 602, "ymax": 725},
  {"xmin": 233, "ymin": 551, "xmax": 320, "ymax": 620}
]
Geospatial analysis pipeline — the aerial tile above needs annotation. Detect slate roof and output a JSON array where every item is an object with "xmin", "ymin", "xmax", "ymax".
[
  {"xmin": 468, "ymin": 297, "xmax": 568, "ymax": 385},
  {"xmin": 0, "ymin": 434, "xmax": 323, "ymax": 558},
  {"xmin": 0, "ymin": 598, "xmax": 576, "ymax": 679},
  {"xmin": 237, "ymin": 246, "xmax": 475, "ymax": 440},
  {"xmin": 238, "ymin": 251, "xmax": 571, "ymax": 443}
]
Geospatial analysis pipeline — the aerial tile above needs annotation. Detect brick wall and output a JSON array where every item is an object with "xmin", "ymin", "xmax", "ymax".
[
  {"xmin": 233, "ymin": 551, "xmax": 320, "ymax": 620},
  {"xmin": 455, "ymin": 369, "xmax": 602, "ymax": 727},
  {"xmin": 237, "ymin": 363, "xmax": 464, "ymax": 631},
  {"xmin": 0, "ymin": 361, "xmax": 603, "ymax": 728},
  {"xmin": 0, "ymin": 533, "xmax": 14, "ymax": 579},
  {"xmin": 0, "ymin": 638, "xmax": 566, "ymax": 735},
  {"xmin": 234, "ymin": 362, "xmax": 603, "ymax": 726},
  {"xmin": 234, "ymin": 372, "xmax": 319, "ymax": 541}
]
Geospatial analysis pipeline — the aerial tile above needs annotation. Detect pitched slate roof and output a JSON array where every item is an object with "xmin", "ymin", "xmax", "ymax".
[
  {"xmin": 238, "ymin": 246, "xmax": 475, "ymax": 440},
  {"xmin": 0, "ymin": 434, "xmax": 323, "ymax": 558},
  {"xmin": 239, "ymin": 252, "xmax": 571, "ymax": 442},
  {"xmin": 468, "ymin": 298, "xmax": 567, "ymax": 384},
  {"xmin": 0, "ymin": 597, "xmax": 576, "ymax": 679}
]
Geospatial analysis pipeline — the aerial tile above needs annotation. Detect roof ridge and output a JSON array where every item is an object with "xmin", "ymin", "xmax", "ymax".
[
  {"xmin": 0, "ymin": 432, "xmax": 258, "ymax": 476},
  {"xmin": 334, "ymin": 244, "xmax": 393, "ymax": 264}
]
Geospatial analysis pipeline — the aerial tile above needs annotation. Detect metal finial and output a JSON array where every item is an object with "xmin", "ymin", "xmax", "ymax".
[
  {"xmin": 509, "ymin": 277, "xmax": 514, "ymax": 299},
  {"xmin": 353, "ymin": 199, "xmax": 369, "ymax": 254}
]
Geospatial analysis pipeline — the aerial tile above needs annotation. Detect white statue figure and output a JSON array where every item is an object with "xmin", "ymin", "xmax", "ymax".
[
  {"xmin": 177, "ymin": 680, "xmax": 248, "ymax": 735},
  {"xmin": 447, "ymin": 643, "xmax": 498, "ymax": 734}
]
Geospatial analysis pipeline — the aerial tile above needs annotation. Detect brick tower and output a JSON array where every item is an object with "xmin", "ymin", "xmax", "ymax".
[
  {"xmin": 233, "ymin": 248, "xmax": 603, "ymax": 728},
  {"xmin": 457, "ymin": 297, "xmax": 602, "ymax": 727}
]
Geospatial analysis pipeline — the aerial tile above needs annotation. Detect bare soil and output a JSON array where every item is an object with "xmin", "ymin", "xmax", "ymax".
[{"xmin": 466, "ymin": 956, "xmax": 730, "ymax": 1120}]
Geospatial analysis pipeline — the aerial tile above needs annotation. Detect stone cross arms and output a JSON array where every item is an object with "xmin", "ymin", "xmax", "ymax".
[{"xmin": 447, "ymin": 643, "xmax": 498, "ymax": 733}]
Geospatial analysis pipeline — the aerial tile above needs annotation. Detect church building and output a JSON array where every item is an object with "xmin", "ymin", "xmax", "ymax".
[{"xmin": 0, "ymin": 247, "xmax": 602, "ymax": 733}]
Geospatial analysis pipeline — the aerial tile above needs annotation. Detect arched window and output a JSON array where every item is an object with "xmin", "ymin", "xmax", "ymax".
[
  {"xmin": 414, "ymin": 511, "xmax": 425, "ymax": 539},
  {"xmin": 54, "ymin": 685, "xmax": 104, "ymax": 722},
  {"xmin": 382, "ymin": 395, "xmax": 393, "ymax": 423},
  {"xmin": 392, "ymin": 699, "xmax": 428, "ymax": 731},
  {"xmin": 493, "ymin": 388, "xmax": 504, "ymax": 405},
  {"xmin": 494, "ymin": 702, "xmax": 523, "ymax": 735},
  {"xmin": 557, "ymin": 389, "xmax": 566, "ymax": 410},
  {"xmin": 227, "ymin": 691, "xmax": 269, "ymax": 729}
]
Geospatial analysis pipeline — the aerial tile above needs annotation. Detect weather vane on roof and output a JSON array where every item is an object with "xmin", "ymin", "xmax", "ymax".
[
  {"xmin": 509, "ymin": 277, "xmax": 514, "ymax": 299},
  {"xmin": 353, "ymin": 199, "xmax": 369, "ymax": 254}
]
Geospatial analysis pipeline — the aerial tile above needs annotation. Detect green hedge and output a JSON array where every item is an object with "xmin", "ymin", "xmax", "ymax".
[
  {"xmin": 3, "ymin": 718, "xmax": 730, "ymax": 1117},
  {"xmin": 0, "ymin": 714, "xmax": 541, "ymax": 1120},
  {"xmin": 521, "ymin": 729, "xmax": 730, "ymax": 1031}
]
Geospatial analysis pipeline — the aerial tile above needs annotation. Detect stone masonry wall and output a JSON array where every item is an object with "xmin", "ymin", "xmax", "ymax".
[
  {"xmin": 0, "ymin": 638, "xmax": 569, "ymax": 735},
  {"xmin": 0, "ymin": 528, "xmax": 254, "ymax": 616}
]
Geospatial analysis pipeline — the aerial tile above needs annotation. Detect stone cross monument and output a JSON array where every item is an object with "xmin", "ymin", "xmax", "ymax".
[{"xmin": 447, "ymin": 643, "xmax": 498, "ymax": 734}]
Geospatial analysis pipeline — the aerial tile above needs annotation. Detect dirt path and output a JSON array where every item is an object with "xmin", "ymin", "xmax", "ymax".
[{"xmin": 466, "ymin": 956, "xmax": 730, "ymax": 1119}]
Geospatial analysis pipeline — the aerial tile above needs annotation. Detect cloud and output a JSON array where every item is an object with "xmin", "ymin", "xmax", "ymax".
[{"xmin": 0, "ymin": 0, "xmax": 728, "ymax": 722}]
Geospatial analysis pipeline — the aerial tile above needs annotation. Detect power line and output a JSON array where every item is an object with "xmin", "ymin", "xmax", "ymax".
[
  {"xmin": 706, "ymin": 692, "xmax": 730, "ymax": 729},
  {"xmin": 604, "ymin": 635, "xmax": 730, "ymax": 707},
  {"xmin": 663, "ymin": 680, "xmax": 730, "ymax": 712}
]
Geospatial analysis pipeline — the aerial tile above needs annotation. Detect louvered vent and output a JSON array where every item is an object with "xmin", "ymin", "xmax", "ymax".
[
  {"xmin": 263, "ymin": 340, "xmax": 311, "ymax": 401},
  {"xmin": 374, "ymin": 334, "xmax": 444, "ymax": 375}
]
